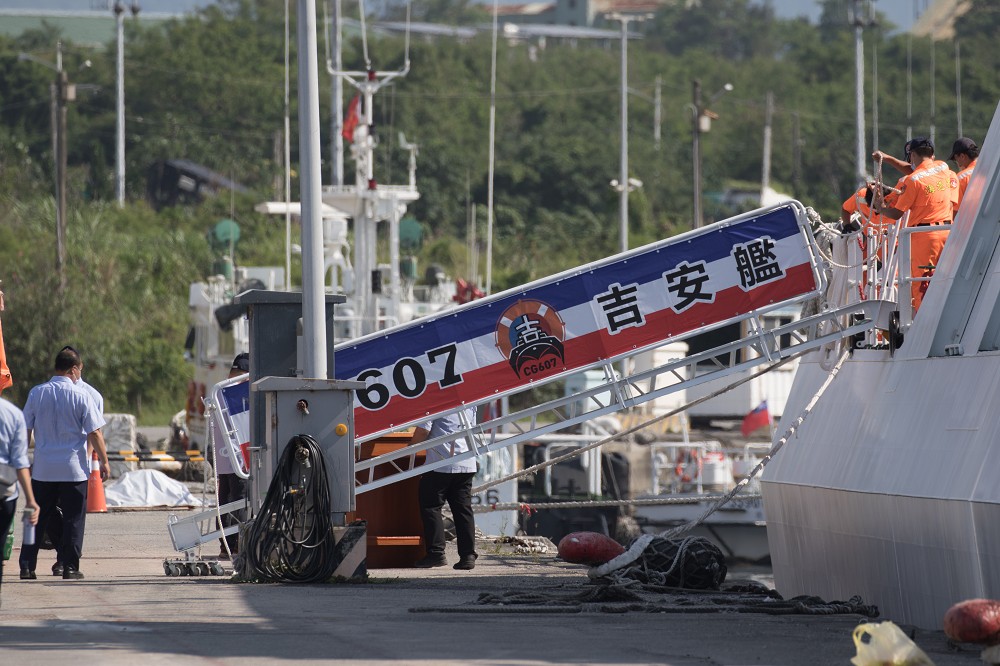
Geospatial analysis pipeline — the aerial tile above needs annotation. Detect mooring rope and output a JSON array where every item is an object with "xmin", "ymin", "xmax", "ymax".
[
  {"xmin": 473, "ymin": 493, "xmax": 763, "ymax": 514},
  {"xmin": 589, "ymin": 349, "xmax": 851, "ymax": 580}
]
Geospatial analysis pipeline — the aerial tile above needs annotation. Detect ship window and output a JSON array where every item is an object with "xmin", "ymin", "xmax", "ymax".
[
  {"xmin": 774, "ymin": 316, "xmax": 793, "ymax": 349},
  {"xmin": 687, "ymin": 323, "xmax": 742, "ymax": 368}
]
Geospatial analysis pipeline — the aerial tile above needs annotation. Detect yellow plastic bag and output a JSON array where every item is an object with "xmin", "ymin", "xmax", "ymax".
[{"xmin": 851, "ymin": 621, "xmax": 936, "ymax": 666}]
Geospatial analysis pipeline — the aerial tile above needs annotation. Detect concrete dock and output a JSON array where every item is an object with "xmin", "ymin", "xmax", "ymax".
[{"xmin": 0, "ymin": 507, "xmax": 986, "ymax": 665}]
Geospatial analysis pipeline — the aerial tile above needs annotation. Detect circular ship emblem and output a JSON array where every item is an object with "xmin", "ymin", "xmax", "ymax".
[{"xmin": 495, "ymin": 299, "xmax": 566, "ymax": 379}]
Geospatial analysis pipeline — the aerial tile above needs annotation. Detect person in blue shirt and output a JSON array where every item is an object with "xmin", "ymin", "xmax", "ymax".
[
  {"xmin": 409, "ymin": 407, "xmax": 479, "ymax": 570},
  {"xmin": 0, "ymin": 397, "xmax": 38, "ymax": 606},
  {"xmin": 18, "ymin": 347, "xmax": 108, "ymax": 581},
  {"xmin": 40, "ymin": 346, "xmax": 105, "ymax": 577}
]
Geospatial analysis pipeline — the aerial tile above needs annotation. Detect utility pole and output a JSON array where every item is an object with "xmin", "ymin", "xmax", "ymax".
[
  {"xmin": 929, "ymin": 36, "xmax": 936, "ymax": 145},
  {"xmin": 761, "ymin": 91, "xmax": 773, "ymax": 199},
  {"xmin": 653, "ymin": 75, "xmax": 662, "ymax": 151},
  {"xmin": 692, "ymin": 79, "xmax": 703, "ymax": 229},
  {"xmin": 56, "ymin": 43, "xmax": 70, "ymax": 292},
  {"xmin": 21, "ymin": 43, "xmax": 73, "ymax": 291},
  {"xmin": 330, "ymin": 0, "xmax": 344, "ymax": 187},
  {"xmin": 616, "ymin": 14, "xmax": 628, "ymax": 253},
  {"xmin": 955, "ymin": 40, "xmax": 962, "ymax": 137},
  {"xmin": 113, "ymin": 2, "xmax": 139, "ymax": 206},
  {"xmin": 906, "ymin": 1, "xmax": 913, "ymax": 141},
  {"xmin": 791, "ymin": 111, "xmax": 802, "ymax": 191},
  {"xmin": 850, "ymin": 0, "xmax": 868, "ymax": 188},
  {"xmin": 691, "ymin": 79, "xmax": 732, "ymax": 228},
  {"xmin": 606, "ymin": 12, "xmax": 650, "ymax": 254},
  {"xmin": 49, "ymin": 72, "xmax": 59, "ymax": 276},
  {"xmin": 297, "ymin": 0, "xmax": 328, "ymax": 378}
]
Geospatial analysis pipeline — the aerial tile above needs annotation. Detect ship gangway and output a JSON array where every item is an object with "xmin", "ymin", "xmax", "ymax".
[{"xmin": 336, "ymin": 201, "xmax": 882, "ymax": 495}]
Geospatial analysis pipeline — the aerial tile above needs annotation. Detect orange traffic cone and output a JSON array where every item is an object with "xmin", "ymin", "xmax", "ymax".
[{"xmin": 87, "ymin": 451, "xmax": 107, "ymax": 513}]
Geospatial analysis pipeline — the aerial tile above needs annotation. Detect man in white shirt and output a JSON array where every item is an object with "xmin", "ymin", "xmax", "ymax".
[
  {"xmin": 410, "ymin": 407, "xmax": 478, "ymax": 570},
  {"xmin": 19, "ymin": 347, "xmax": 108, "ymax": 580},
  {"xmin": 42, "ymin": 346, "xmax": 105, "ymax": 577}
]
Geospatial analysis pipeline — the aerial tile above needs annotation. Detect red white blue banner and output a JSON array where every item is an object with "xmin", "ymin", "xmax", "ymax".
[{"xmin": 335, "ymin": 203, "xmax": 821, "ymax": 438}]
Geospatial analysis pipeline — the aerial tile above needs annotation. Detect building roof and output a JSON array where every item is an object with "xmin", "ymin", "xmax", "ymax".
[
  {"xmin": 592, "ymin": 0, "xmax": 665, "ymax": 14},
  {"xmin": 0, "ymin": 10, "xmax": 178, "ymax": 48},
  {"xmin": 491, "ymin": 3, "xmax": 557, "ymax": 17},
  {"xmin": 910, "ymin": 0, "xmax": 971, "ymax": 40}
]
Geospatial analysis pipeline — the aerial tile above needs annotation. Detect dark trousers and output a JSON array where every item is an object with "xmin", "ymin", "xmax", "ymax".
[
  {"xmin": 1, "ymin": 497, "xmax": 16, "ymax": 594},
  {"xmin": 217, "ymin": 473, "xmax": 246, "ymax": 552},
  {"xmin": 418, "ymin": 471, "xmax": 476, "ymax": 558},
  {"xmin": 19, "ymin": 480, "xmax": 87, "ymax": 572}
]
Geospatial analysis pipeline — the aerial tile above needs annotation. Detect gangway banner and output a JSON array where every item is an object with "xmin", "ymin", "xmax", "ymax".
[{"xmin": 335, "ymin": 203, "xmax": 823, "ymax": 438}]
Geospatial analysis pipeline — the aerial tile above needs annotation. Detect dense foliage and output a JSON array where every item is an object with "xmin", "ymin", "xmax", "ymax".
[{"xmin": 0, "ymin": 0, "xmax": 997, "ymax": 419}]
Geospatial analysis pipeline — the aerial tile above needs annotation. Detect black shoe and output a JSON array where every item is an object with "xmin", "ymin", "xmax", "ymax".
[
  {"xmin": 20, "ymin": 569, "xmax": 36, "ymax": 580},
  {"xmin": 62, "ymin": 568, "xmax": 84, "ymax": 580},
  {"xmin": 453, "ymin": 554, "xmax": 477, "ymax": 570},
  {"xmin": 52, "ymin": 563, "xmax": 64, "ymax": 576},
  {"xmin": 413, "ymin": 555, "xmax": 448, "ymax": 568}
]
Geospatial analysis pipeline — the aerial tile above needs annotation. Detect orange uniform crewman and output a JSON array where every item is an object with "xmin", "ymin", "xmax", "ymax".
[
  {"xmin": 841, "ymin": 184, "xmax": 893, "ymax": 264},
  {"xmin": 873, "ymin": 137, "xmax": 958, "ymax": 314},
  {"xmin": 948, "ymin": 137, "xmax": 979, "ymax": 212}
]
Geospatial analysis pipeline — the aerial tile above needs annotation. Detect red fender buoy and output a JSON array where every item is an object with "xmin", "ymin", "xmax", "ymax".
[
  {"xmin": 557, "ymin": 531, "xmax": 625, "ymax": 566},
  {"xmin": 943, "ymin": 599, "xmax": 1000, "ymax": 645}
]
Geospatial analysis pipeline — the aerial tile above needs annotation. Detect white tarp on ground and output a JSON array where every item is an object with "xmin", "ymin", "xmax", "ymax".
[{"xmin": 104, "ymin": 469, "xmax": 203, "ymax": 508}]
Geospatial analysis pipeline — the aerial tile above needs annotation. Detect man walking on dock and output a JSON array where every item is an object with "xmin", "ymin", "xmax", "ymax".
[{"xmin": 18, "ymin": 347, "xmax": 108, "ymax": 581}]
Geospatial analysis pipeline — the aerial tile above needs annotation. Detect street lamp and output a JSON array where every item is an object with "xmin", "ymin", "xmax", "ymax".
[
  {"xmin": 606, "ymin": 12, "xmax": 651, "ymax": 254},
  {"xmin": 691, "ymin": 80, "xmax": 733, "ymax": 228},
  {"xmin": 114, "ymin": 1, "xmax": 141, "ymax": 206}
]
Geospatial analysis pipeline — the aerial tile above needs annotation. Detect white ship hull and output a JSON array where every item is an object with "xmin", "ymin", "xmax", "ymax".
[
  {"xmin": 762, "ymin": 352, "xmax": 1000, "ymax": 628},
  {"xmin": 763, "ymin": 100, "xmax": 1000, "ymax": 629}
]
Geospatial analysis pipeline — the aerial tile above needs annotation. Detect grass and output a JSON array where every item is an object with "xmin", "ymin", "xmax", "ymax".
[{"xmin": 135, "ymin": 403, "xmax": 183, "ymax": 428}]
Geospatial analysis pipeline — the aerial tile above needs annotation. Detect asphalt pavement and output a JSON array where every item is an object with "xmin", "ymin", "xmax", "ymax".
[{"xmin": 0, "ymin": 506, "xmax": 986, "ymax": 666}]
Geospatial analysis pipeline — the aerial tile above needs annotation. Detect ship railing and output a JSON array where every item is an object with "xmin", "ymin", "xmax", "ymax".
[{"xmin": 827, "ymin": 221, "xmax": 941, "ymax": 343}]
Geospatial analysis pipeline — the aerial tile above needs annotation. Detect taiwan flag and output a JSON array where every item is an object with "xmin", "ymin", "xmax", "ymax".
[{"xmin": 741, "ymin": 400, "xmax": 771, "ymax": 437}]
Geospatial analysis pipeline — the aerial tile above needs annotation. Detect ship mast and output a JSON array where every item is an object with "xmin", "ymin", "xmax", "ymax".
[{"xmin": 325, "ymin": 6, "xmax": 416, "ymax": 338}]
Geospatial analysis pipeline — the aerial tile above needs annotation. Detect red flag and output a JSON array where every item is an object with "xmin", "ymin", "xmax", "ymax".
[
  {"xmin": 342, "ymin": 94, "xmax": 360, "ymax": 143},
  {"xmin": 0, "ymin": 291, "xmax": 11, "ymax": 394},
  {"xmin": 741, "ymin": 400, "xmax": 770, "ymax": 437}
]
